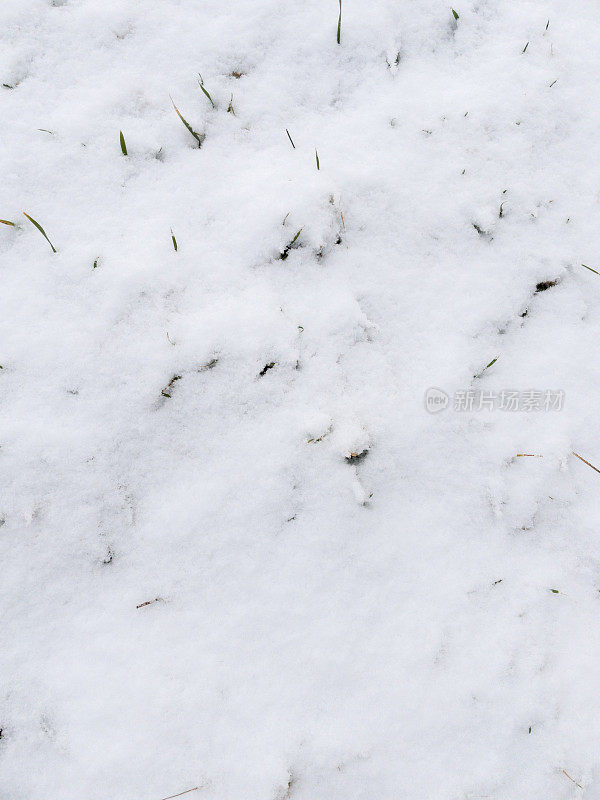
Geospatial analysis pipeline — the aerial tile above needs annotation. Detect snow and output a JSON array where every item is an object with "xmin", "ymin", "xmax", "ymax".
[{"xmin": 2, "ymin": 0, "xmax": 600, "ymax": 797}]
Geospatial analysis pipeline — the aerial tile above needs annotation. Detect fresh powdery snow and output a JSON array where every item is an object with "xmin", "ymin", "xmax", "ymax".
[{"xmin": 3, "ymin": 0, "xmax": 600, "ymax": 798}]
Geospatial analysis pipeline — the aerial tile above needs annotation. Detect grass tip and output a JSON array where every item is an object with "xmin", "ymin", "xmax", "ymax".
[
  {"xmin": 198, "ymin": 74, "xmax": 216, "ymax": 108},
  {"xmin": 170, "ymin": 96, "xmax": 204, "ymax": 147},
  {"xmin": 23, "ymin": 212, "xmax": 56, "ymax": 253}
]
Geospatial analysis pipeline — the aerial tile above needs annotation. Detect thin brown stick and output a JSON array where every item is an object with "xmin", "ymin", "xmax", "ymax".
[
  {"xmin": 136, "ymin": 597, "xmax": 162, "ymax": 609},
  {"xmin": 561, "ymin": 769, "xmax": 583, "ymax": 789},
  {"xmin": 158, "ymin": 787, "xmax": 199, "ymax": 800},
  {"xmin": 572, "ymin": 451, "xmax": 600, "ymax": 475}
]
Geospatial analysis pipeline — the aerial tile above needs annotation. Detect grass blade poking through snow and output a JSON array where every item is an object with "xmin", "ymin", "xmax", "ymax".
[
  {"xmin": 582, "ymin": 264, "xmax": 600, "ymax": 276},
  {"xmin": 315, "ymin": 149, "xmax": 320, "ymax": 170},
  {"xmin": 286, "ymin": 129, "xmax": 296, "ymax": 149},
  {"xmin": 280, "ymin": 228, "xmax": 303, "ymax": 260},
  {"xmin": 23, "ymin": 212, "xmax": 56, "ymax": 253},
  {"xmin": 337, "ymin": 0, "xmax": 342, "ymax": 44},
  {"xmin": 171, "ymin": 228, "xmax": 178, "ymax": 251},
  {"xmin": 198, "ymin": 75, "xmax": 215, "ymax": 108},
  {"xmin": 0, "ymin": 219, "xmax": 15, "ymax": 226},
  {"xmin": 120, "ymin": 130, "xmax": 127, "ymax": 155},
  {"xmin": 474, "ymin": 356, "xmax": 498, "ymax": 379},
  {"xmin": 451, "ymin": 8, "xmax": 459, "ymax": 20},
  {"xmin": 170, "ymin": 97, "xmax": 204, "ymax": 147}
]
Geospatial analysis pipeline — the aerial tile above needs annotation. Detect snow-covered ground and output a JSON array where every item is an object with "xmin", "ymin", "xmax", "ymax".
[{"xmin": 3, "ymin": 0, "xmax": 600, "ymax": 797}]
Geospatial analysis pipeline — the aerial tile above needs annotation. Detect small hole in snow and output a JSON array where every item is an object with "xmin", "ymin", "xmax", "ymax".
[
  {"xmin": 345, "ymin": 449, "xmax": 369, "ymax": 463},
  {"xmin": 259, "ymin": 362, "xmax": 275, "ymax": 377},
  {"xmin": 535, "ymin": 279, "xmax": 559, "ymax": 293}
]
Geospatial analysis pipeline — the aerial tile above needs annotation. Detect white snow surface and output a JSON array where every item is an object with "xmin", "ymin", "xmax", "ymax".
[{"xmin": 3, "ymin": 1, "xmax": 600, "ymax": 798}]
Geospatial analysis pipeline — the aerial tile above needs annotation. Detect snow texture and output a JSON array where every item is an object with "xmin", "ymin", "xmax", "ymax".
[{"xmin": 2, "ymin": 1, "xmax": 600, "ymax": 798}]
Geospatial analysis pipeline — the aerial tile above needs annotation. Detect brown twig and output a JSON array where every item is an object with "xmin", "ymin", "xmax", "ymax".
[
  {"xmin": 159, "ymin": 788, "xmax": 199, "ymax": 800},
  {"xmin": 572, "ymin": 451, "xmax": 600, "ymax": 475},
  {"xmin": 561, "ymin": 769, "xmax": 583, "ymax": 789},
  {"xmin": 136, "ymin": 597, "xmax": 162, "ymax": 609}
]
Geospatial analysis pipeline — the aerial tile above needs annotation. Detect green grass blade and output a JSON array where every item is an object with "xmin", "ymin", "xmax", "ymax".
[
  {"xmin": 286, "ymin": 128, "xmax": 296, "ymax": 149},
  {"xmin": 473, "ymin": 356, "xmax": 498, "ymax": 379},
  {"xmin": 288, "ymin": 228, "xmax": 302, "ymax": 247},
  {"xmin": 0, "ymin": 219, "xmax": 15, "ymax": 226},
  {"xmin": 198, "ymin": 75, "xmax": 215, "ymax": 108},
  {"xmin": 582, "ymin": 264, "xmax": 600, "ymax": 276},
  {"xmin": 451, "ymin": 8, "xmax": 459, "ymax": 20},
  {"xmin": 280, "ymin": 227, "xmax": 303, "ymax": 260},
  {"xmin": 315, "ymin": 149, "xmax": 320, "ymax": 170},
  {"xmin": 171, "ymin": 228, "xmax": 178, "ymax": 252},
  {"xmin": 337, "ymin": 0, "xmax": 342, "ymax": 44},
  {"xmin": 23, "ymin": 212, "xmax": 56, "ymax": 253},
  {"xmin": 120, "ymin": 130, "xmax": 127, "ymax": 156},
  {"xmin": 170, "ymin": 97, "xmax": 204, "ymax": 147},
  {"xmin": 161, "ymin": 374, "xmax": 182, "ymax": 399}
]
